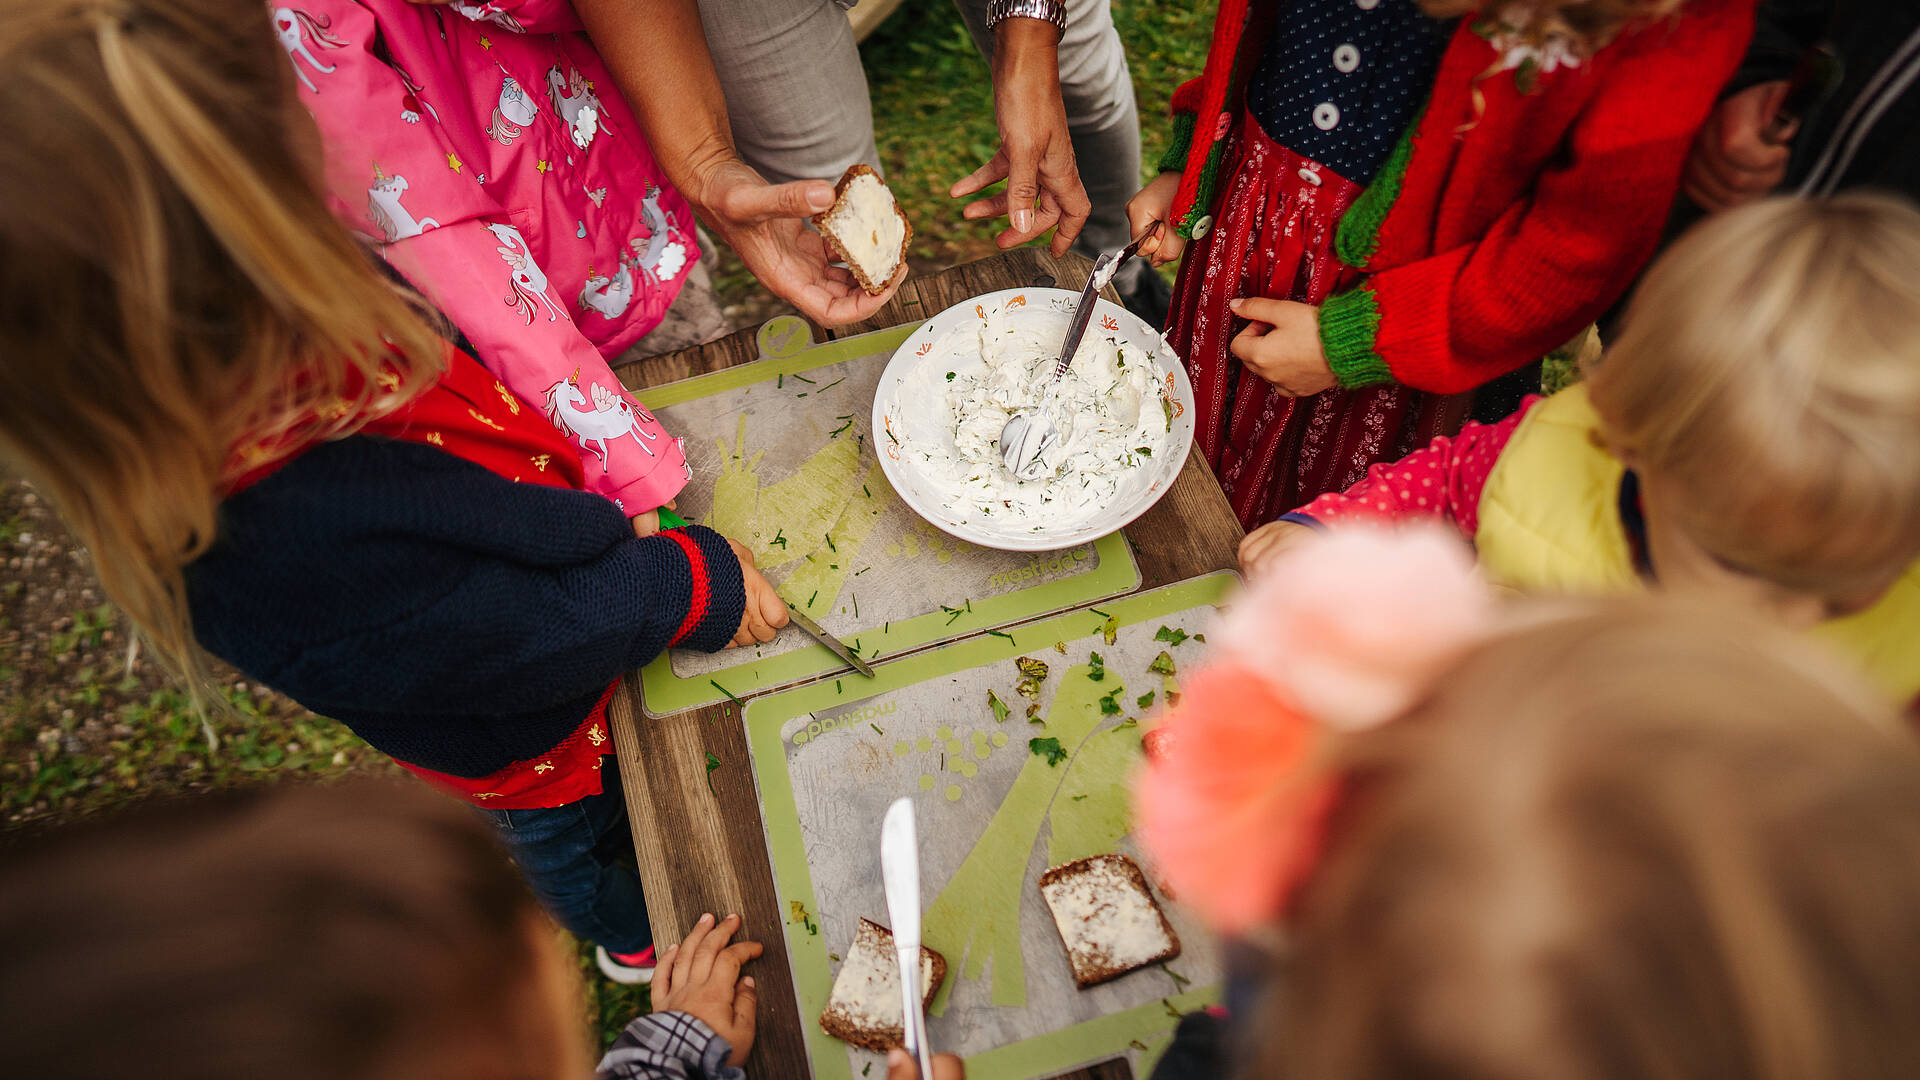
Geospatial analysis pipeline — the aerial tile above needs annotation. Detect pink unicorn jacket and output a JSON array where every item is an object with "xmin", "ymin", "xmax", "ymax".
[{"xmin": 276, "ymin": 0, "xmax": 692, "ymax": 515}]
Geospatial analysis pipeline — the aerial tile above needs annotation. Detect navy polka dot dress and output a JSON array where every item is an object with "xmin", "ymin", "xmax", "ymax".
[{"xmin": 1246, "ymin": 0, "xmax": 1455, "ymax": 186}]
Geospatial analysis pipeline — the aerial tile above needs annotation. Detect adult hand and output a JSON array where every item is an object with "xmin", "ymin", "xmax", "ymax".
[
  {"xmin": 950, "ymin": 19, "xmax": 1089, "ymax": 256},
  {"xmin": 694, "ymin": 158, "xmax": 905, "ymax": 328},
  {"xmin": 630, "ymin": 500, "xmax": 678, "ymax": 539},
  {"xmin": 651, "ymin": 913, "xmax": 765, "ymax": 1069},
  {"xmin": 1683, "ymin": 80, "xmax": 1794, "ymax": 212},
  {"xmin": 1229, "ymin": 298, "xmax": 1336, "ymax": 397},
  {"xmin": 885, "ymin": 1049, "xmax": 967, "ymax": 1080},
  {"xmin": 1238, "ymin": 520, "xmax": 1315, "ymax": 580},
  {"xmin": 1126, "ymin": 173, "xmax": 1187, "ymax": 267},
  {"xmin": 726, "ymin": 538, "xmax": 790, "ymax": 647}
]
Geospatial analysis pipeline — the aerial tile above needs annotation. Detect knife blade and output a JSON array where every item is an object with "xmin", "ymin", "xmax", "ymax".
[
  {"xmin": 880, "ymin": 797, "xmax": 936, "ymax": 1078},
  {"xmin": 785, "ymin": 604, "xmax": 876, "ymax": 678}
]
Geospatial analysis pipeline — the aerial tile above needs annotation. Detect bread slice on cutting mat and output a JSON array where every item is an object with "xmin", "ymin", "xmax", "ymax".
[
  {"xmin": 819, "ymin": 917, "xmax": 947, "ymax": 1052},
  {"xmin": 1040, "ymin": 853, "xmax": 1182, "ymax": 988},
  {"xmin": 812, "ymin": 164, "xmax": 910, "ymax": 296}
]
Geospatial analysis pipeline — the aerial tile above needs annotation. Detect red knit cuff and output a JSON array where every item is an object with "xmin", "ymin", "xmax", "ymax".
[{"xmin": 662, "ymin": 530, "xmax": 711, "ymax": 648}]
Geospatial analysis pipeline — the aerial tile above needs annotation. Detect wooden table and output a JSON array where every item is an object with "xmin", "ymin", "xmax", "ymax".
[{"xmin": 607, "ymin": 248, "xmax": 1243, "ymax": 1080}]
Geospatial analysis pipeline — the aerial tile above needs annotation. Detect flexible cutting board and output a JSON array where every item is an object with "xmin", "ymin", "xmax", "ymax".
[
  {"xmin": 638, "ymin": 316, "xmax": 1140, "ymax": 716},
  {"xmin": 745, "ymin": 574, "xmax": 1234, "ymax": 1080}
]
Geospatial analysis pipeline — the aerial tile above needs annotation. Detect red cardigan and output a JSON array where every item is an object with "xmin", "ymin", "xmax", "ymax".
[{"xmin": 1159, "ymin": 0, "xmax": 1757, "ymax": 394}]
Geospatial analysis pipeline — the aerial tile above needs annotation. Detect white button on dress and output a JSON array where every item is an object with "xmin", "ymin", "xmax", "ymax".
[
  {"xmin": 1312, "ymin": 102, "xmax": 1341, "ymax": 130},
  {"xmin": 1333, "ymin": 44, "xmax": 1361, "ymax": 72},
  {"xmin": 1356, "ymin": 0, "xmax": 1380, "ymax": 9}
]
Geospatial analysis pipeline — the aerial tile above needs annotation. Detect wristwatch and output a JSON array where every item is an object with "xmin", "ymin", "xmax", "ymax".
[{"xmin": 985, "ymin": 0, "xmax": 1067, "ymax": 40}]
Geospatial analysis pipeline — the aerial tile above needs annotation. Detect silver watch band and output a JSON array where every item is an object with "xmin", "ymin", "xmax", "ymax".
[{"xmin": 985, "ymin": 0, "xmax": 1067, "ymax": 40}]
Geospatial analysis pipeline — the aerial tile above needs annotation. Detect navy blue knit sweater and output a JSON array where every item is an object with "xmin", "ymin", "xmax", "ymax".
[{"xmin": 185, "ymin": 436, "xmax": 745, "ymax": 778}]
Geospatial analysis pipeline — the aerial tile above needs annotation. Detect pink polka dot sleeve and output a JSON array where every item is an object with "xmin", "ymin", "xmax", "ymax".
[{"xmin": 1288, "ymin": 396, "xmax": 1541, "ymax": 539}]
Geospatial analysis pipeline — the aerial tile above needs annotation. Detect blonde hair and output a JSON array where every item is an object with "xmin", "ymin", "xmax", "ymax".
[
  {"xmin": 1262, "ymin": 601, "xmax": 1920, "ymax": 1080},
  {"xmin": 0, "ymin": 0, "xmax": 445, "ymax": 684},
  {"xmin": 1587, "ymin": 194, "xmax": 1920, "ymax": 596},
  {"xmin": 1416, "ymin": 0, "xmax": 1687, "ymax": 57}
]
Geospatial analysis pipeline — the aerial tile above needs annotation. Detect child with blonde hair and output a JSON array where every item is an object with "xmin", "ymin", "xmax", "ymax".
[
  {"xmin": 0, "ymin": 0, "xmax": 785, "ymax": 982},
  {"xmin": 1139, "ymin": 529, "xmax": 1920, "ymax": 1079},
  {"xmin": 1129, "ymin": 0, "xmax": 1757, "ymax": 529},
  {"xmin": 1240, "ymin": 193, "xmax": 1920, "ymax": 707}
]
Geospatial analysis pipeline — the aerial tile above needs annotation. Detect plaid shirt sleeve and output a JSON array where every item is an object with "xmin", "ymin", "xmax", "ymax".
[{"xmin": 595, "ymin": 1013, "xmax": 744, "ymax": 1080}]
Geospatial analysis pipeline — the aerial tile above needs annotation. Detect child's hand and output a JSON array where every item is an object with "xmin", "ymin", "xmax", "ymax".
[
  {"xmin": 886, "ymin": 1050, "xmax": 966, "ymax": 1080},
  {"xmin": 631, "ymin": 500, "xmax": 678, "ymax": 539},
  {"xmin": 1127, "ymin": 174, "xmax": 1186, "ymax": 267},
  {"xmin": 726, "ymin": 539, "xmax": 789, "ymax": 647},
  {"xmin": 651, "ymin": 913, "xmax": 765, "ymax": 1068},
  {"xmin": 1229, "ymin": 298, "xmax": 1336, "ymax": 397},
  {"xmin": 1239, "ymin": 519, "xmax": 1315, "ymax": 580}
]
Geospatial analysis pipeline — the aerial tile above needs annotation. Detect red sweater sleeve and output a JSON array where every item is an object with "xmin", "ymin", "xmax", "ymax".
[
  {"xmin": 1285, "ymin": 397, "xmax": 1540, "ymax": 536},
  {"xmin": 1319, "ymin": 4, "xmax": 1755, "ymax": 394}
]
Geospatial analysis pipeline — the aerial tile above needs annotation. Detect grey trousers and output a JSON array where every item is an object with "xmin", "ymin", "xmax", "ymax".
[{"xmin": 697, "ymin": 0, "xmax": 1143, "ymax": 270}]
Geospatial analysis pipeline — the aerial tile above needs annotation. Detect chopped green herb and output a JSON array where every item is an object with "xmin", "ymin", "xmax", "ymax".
[
  {"xmin": 1016, "ymin": 656, "xmax": 1049, "ymax": 680},
  {"xmin": 986, "ymin": 629, "xmax": 1015, "ymax": 643},
  {"xmin": 1072, "ymin": 794, "xmax": 1088, "ymax": 801},
  {"xmin": 1135, "ymin": 446, "xmax": 1153, "ymax": 457},
  {"xmin": 862, "ymin": 484, "xmax": 871, "ymax": 498},
  {"xmin": 796, "ymin": 392, "xmax": 808, "ymax": 398},
  {"xmin": 1026, "ymin": 703, "xmax": 1042, "ymax": 722},
  {"xmin": 791, "ymin": 373, "xmax": 816, "ymax": 384},
  {"xmin": 815, "ymin": 376, "xmax": 845, "ymax": 394},
  {"xmin": 835, "ymin": 680, "xmax": 841, "ymax": 694},
  {"xmin": 1137, "ymin": 690, "xmax": 1156, "ymax": 709},
  {"xmin": 852, "ymin": 595, "xmax": 859, "ymax": 618},
  {"xmin": 770, "ymin": 529, "xmax": 787, "ymax": 549},
  {"xmin": 777, "ymin": 374, "xmax": 784, "ymax": 389},
  {"xmin": 886, "ymin": 427, "xmax": 899, "ymax": 445},
  {"xmin": 824, "ymin": 533, "xmax": 837, "ymax": 552},
  {"xmin": 863, "ymin": 1065, "xmax": 872, "ymax": 1077},
  {"xmin": 1029, "ymin": 736, "xmax": 1068, "ymax": 766},
  {"xmin": 1087, "ymin": 651, "xmax": 1106, "ymax": 682},
  {"xmin": 871, "ymin": 723, "xmax": 883, "ymax": 735},
  {"xmin": 856, "ymin": 566, "xmax": 871, "ymax": 576},
  {"xmin": 808, "ymin": 590, "xmax": 818, "ymax": 609},
  {"xmin": 1162, "ymin": 963, "xmax": 1192, "ymax": 989},
  {"xmin": 1163, "ymin": 396, "xmax": 1175, "ymax": 432},
  {"xmin": 1163, "ymin": 999, "xmax": 1183, "ymax": 1020},
  {"xmin": 1149, "ymin": 650, "xmax": 1178, "ymax": 676},
  {"xmin": 704, "ymin": 751, "xmax": 721, "ymax": 796},
  {"xmin": 1090, "ymin": 607, "xmax": 1111, "ymax": 617},
  {"xmin": 1130, "ymin": 1039, "xmax": 1150, "ymax": 1053},
  {"xmin": 828, "ymin": 419, "xmax": 853, "ymax": 438},
  {"xmin": 1102, "ymin": 614, "xmax": 1120, "ymax": 645},
  {"xmin": 1099, "ymin": 688, "xmax": 1124, "ymax": 715},
  {"xmin": 945, "ymin": 371, "xmax": 956, "ymax": 382},
  {"xmin": 988, "ymin": 689, "xmax": 1011, "ymax": 724},
  {"xmin": 1114, "ymin": 717, "xmax": 1139, "ymax": 730},
  {"xmin": 788, "ymin": 899, "xmax": 818, "ymax": 936},
  {"xmin": 1154, "ymin": 625, "xmax": 1190, "ymax": 647},
  {"xmin": 1194, "ymin": 633, "xmax": 1207, "ymax": 644},
  {"xmin": 1053, "ymin": 641, "xmax": 1068, "ymax": 654},
  {"xmin": 709, "ymin": 679, "xmax": 744, "ymax": 707}
]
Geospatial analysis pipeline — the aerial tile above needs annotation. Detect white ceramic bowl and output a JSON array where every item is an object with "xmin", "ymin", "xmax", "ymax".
[{"xmin": 872, "ymin": 286, "xmax": 1196, "ymax": 552}]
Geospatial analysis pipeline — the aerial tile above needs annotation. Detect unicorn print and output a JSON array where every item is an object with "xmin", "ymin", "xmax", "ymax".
[
  {"xmin": 577, "ymin": 262, "xmax": 636, "ymax": 320},
  {"xmin": 393, "ymin": 62, "xmax": 438, "ymax": 125},
  {"xmin": 272, "ymin": 7, "xmax": 346, "ymax": 92},
  {"xmin": 544, "ymin": 369, "xmax": 660, "ymax": 471},
  {"xmin": 486, "ymin": 223, "xmax": 566, "ymax": 324},
  {"xmin": 447, "ymin": 1, "xmax": 526, "ymax": 33},
  {"xmin": 627, "ymin": 183, "xmax": 689, "ymax": 286},
  {"xmin": 546, "ymin": 62, "xmax": 608, "ymax": 150},
  {"xmin": 485, "ymin": 75, "xmax": 537, "ymax": 146},
  {"xmin": 367, "ymin": 170, "xmax": 439, "ymax": 243}
]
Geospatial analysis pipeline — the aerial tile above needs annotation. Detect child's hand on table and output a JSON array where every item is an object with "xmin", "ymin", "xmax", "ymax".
[
  {"xmin": 726, "ymin": 539, "xmax": 790, "ymax": 648},
  {"xmin": 1229, "ymin": 298, "xmax": 1337, "ymax": 397},
  {"xmin": 630, "ymin": 500, "xmax": 679, "ymax": 539},
  {"xmin": 1126, "ymin": 173, "xmax": 1187, "ymax": 267},
  {"xmin": 886, "ymin": 1050, "xmax": 966, "ymax": 1080},
  {"xmin": 1239, "ymin": 519, "xmax": 1315, "ymax": 580},
  {"xmin": 650, "ymin": 913, "xmax": 764, "ymax": 1068}
]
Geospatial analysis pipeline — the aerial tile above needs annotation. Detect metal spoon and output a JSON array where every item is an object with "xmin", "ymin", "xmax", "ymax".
[{"xmin": 998, "ymin": 222, "xmax": 1162, "ymax": 481}]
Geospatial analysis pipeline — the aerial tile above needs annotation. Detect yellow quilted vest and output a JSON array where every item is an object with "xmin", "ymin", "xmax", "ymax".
[{"xmin": 1475, "ymin": 387, "xmax": 1920, "ymax": 702}]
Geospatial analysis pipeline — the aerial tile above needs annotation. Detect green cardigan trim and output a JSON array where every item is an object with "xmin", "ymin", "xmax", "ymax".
[
  {"xmin": 1334, "ymin": 107, "xmax": 1424, "ymax": 269},
  {"xmin": 1175, "ymin": 137, "xmax": 1231, "ymax": 239},
  {"xmin": 1157, "ymin": 111, "xmax": 1196, "ymax": 175},
  {"xmin": 1320, "ymin": 286, "xmax": 1394, "ymax": 388}
]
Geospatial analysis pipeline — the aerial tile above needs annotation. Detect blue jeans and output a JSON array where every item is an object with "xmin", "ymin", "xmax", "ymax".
[{"xmin": 482, "ymin": 765, "xmax": 653, "ymax": 954}]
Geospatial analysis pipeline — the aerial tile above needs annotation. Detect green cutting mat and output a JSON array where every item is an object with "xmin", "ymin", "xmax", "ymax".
[
  {"xmin": 745, "ymin": 574, "xmax": 1234, "ymax": 1080},
  {"xmin": 638, "ymin": 316, "xmax": 1140, "ymax": 717}
]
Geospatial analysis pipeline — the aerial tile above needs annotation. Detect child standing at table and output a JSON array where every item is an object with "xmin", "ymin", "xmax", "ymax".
[
  {"xmin": 0, "ymin": 0, "xmax": 786, "ymax": 983},
  {"xmin": 1138, "ymin": 530, "xmax": 1920, "ymax": 1079},
  {"xmin": 1240, "ymin": 194, "xmax": 1920, "ymax": 711},
  {"xmin": 1128, "ymin": 0, "xmax": 1757, "ymax": 529}
]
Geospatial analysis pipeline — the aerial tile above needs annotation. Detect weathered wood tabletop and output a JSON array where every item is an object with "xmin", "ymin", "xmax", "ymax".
[{"xmin": 607, "ymin": 248, "xmax": 1243, "ymax": 1080}]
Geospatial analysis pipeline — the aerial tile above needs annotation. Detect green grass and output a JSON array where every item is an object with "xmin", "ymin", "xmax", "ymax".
[{"xmin": 0, "ymin": 0, "xmax": 1211, "ymax": 1052}]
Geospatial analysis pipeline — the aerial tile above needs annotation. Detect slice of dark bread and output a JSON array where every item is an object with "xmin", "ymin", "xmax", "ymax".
[
  {"xmin": 1039, "ymin": 854, "xmax": 1181, "ymax": 988},
  {"xmin": 812, "ymin": 164, "xmax": 911, "ymax": 296},
  {"xmin": 819, "ymin": 917, "xmax": 947, "ymax": 1052}
]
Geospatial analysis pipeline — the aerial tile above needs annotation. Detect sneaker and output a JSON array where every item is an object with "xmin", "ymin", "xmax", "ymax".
[{"xmin": 596, "ymin": 943, "xmax": 658, "ymax": 984}]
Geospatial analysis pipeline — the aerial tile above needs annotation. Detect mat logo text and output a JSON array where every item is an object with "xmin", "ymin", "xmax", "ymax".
[
  {"xmin": 792, "ymin": 701, "xmax": 896, "ymax": 746},
  {"xmin": 985, "ymin": 548, "xmax": 1089, "ymax": 589}
]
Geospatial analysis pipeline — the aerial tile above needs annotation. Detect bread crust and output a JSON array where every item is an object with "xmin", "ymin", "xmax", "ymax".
[
  {"xmin": 818, "ymin": 917, "xmax": 947, "ymax": 1052},
  {"xmin": 1040, "ymin": 854, "xmax": 1182, "ymax": 988},
  {"xmin": 812, "ymin": 164, "xmax": 911, "ymax": 296}
]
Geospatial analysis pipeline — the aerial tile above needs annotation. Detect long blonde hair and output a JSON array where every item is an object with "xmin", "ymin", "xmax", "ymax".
[
  {"xmin": 0, "ymin": 0, "xmax": 445, "ymax": 682},
  {"xmin": 1264, "ymin": 601, "xmax": 1920, "ymax": 1080},
  {"xmin": 1588, "ymin": 194, "xmax": 1920, "ymax": 596}
]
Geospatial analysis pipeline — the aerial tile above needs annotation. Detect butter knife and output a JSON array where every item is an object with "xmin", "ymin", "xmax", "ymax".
[
  {"xmin": 880, "ymin": 797, "xmax": 935, "ymax": 1078},
  {"xmin": 786, "ymin": 603, "xmax": 876, "ymax": 678}
]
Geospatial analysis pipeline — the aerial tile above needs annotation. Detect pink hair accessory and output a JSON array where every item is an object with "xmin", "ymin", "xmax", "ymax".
[
  {"xmin": 1135, "ymin": 525, "xmax": 1494, "ymax": 934},
  {"xmin": 1217, "ymin": 525, "xmax": 1493, "ymax": 731}
]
